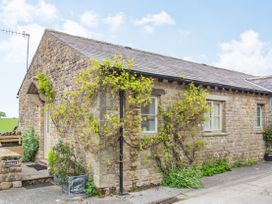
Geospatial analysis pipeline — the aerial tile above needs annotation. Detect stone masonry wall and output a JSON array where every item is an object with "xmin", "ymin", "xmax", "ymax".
[
  {"xmin": 0, "ymin": 148, "xmax": 22, "ymax": 190},
  {"xmin": 155, "ymin": 80, "xmax": 270, "ymax": 162}
]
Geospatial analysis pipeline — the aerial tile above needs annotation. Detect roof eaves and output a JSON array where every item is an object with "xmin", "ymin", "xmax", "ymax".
[
  {"xmin": 245, "ymin": 79, "xmax": 272, "ymax": 93},
  {"xmin": 133, "ymin": 70, "xmax": 272, "ymax": 95}
]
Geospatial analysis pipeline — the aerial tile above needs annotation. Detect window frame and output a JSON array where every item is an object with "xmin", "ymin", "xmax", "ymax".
[
  {"xmin": 204, "ymin": 101, "xmax": 223, "ymax": 132},
  {"xmin": 141, "ymin": 96, "xmax": 158, "ymax": 134},
  {"xmin": 46, "ymin": 111, "xmax": 51, "ymax": 133},
  {"xmin": 256, "ymin": 104, "xmax": 263, "ymax": 130}
]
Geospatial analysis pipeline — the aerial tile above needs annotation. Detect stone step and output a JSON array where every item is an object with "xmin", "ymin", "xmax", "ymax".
[
  {"xmin": 22, "ymin": 162, "xmax": 52, "ymax": 187},
  {"xmin": 38, "ymin": 159, "xmax": 48, "ymax": 166},
  {"xmin": 22, "ymin": 176, "xmax": 53, "ymax": 187}
]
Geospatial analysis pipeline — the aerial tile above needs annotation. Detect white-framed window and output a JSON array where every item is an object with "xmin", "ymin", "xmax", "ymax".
[
  {"xmin": 204, "ymin": 101, "xmax": 223, "ymax": 131},
  {"xmin": 256, "ymin": 104, "xmax": 263, "ymax": 130},
  {"xmin": 141, "ymin": 97, "xmax": 158, "ymax": 133}
]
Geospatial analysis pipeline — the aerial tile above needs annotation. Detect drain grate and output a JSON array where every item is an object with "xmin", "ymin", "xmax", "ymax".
[{"xmin": 152, "ymin": 194, "xmax": 188, "ymax": 204}]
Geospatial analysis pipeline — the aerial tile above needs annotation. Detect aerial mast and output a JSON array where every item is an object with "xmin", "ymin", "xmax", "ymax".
[{"xmin": 0, "ymin": 28, "xmax": 30, "ymax": 71}]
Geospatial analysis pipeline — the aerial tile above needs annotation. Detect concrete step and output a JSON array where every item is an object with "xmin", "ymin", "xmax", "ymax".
[{"xmin": 22, "ymin": 162, "xmax": 52, "ymax": 187}]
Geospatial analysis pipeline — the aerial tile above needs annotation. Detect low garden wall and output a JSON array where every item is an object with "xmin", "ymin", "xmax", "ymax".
[
  {"xmin": 0, "ymin": 130, "xmax": 21, "ymax": 146},
  {"xmin": 0, "ymin": 148, "xmax": 22, "ymax": 190}
]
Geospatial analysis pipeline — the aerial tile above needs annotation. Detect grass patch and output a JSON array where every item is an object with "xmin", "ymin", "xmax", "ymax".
[
  {"xmin": 0, "ymin": 118, "xmax": 18, "ymax": 132},
  {"xmin": 200, "ymin": 158, "xmax": 231, "ymax": 176},
  {"xmin": 162, "ymin": 168, "xmax": 203, "ymax": 189},
  {"xmin": 232, "ymin": 159, "xmax": 257, "ymax": 168},
  {"xmin": 161, "ymin": 158, "xmax": 257, "ymax": 189},
  {"xmin": 84, "ymin": 178, "xmax": 98, "ymax": 197}
]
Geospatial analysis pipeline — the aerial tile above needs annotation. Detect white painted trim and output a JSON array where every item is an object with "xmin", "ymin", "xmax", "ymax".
[
  {"xmin": 141, "ymin": 96, "xmax": 158, "ymax": 134},
  {"xmin": 204, "ymin": 101, "xmax": 223, "ymax": 132}
]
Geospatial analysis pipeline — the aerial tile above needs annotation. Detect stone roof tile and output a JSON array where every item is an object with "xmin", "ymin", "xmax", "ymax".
[{"xmin": 47, "ymin": 30, "xmax": 272, "ymax": 94}]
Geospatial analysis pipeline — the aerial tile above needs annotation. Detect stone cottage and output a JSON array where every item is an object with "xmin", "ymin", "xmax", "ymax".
[{"xmin": 17, "ymin": 29, "xmax": 272, "ymax": 192}]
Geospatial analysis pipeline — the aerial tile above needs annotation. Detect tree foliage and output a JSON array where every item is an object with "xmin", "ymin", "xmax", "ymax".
[{"xmin": 0, "ymin": 111, "xmax": 6, "ymax": 118}]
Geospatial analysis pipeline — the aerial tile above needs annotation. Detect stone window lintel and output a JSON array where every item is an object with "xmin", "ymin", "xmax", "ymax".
[
  {"xmin": 207, "ymin": 94, "xmax": 228, "ymax": 101},
  {"xmin": 151, "ymin": 88, "xmax": 166, "ymax": 96}
]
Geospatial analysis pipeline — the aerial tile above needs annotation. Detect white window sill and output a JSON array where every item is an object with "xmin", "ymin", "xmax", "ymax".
[{"xmin": 202, "ymin": 132, "xmax": 229, "ymax": 137}]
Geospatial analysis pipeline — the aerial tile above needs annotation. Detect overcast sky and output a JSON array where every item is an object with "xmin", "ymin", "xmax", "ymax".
[{"xmin": 1, "ymin": 0, "xmax": 272, "ymax": 117}]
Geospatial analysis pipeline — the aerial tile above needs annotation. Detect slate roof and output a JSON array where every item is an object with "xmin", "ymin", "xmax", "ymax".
[
  {"xmin": 248, "ymin": 77, "xmax": 272, "ymax": 92},
  {"xmin": 40, "ymin": 30, "xmax": 272, "ymax": 94}
]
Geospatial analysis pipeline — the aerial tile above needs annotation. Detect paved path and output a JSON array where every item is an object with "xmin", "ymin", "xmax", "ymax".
[
  {"xmin": 0, "ymin": 185, "xmax": 183, "ymax": 204},
  {"xmin": 1, "ymin": 162, "xmax": 272, "ymax": 204},
  {"xmin": 178, "ymin": 162, "xmax": 272, "ymax": 204}
]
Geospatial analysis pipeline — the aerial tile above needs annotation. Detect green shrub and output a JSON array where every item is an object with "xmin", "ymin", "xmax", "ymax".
[
  {"xmin": 266, "ymin": 147, "xmax": 272, "ymax": 154},
  {"xmin": 162, "ymin": 168, "xmax": 203, "ymax": 189},
  {"xmin": 84, "ymin": 178, "xmax": 97, "ymax": 197},
  {"xmin": 48, "ymin": 141, "xmax": 86, "ymax": 183},
  {"xmin": 263, "ymin": 124, "xmax": 272, "ymax": 142},
  {"xmin": 48, "ymin": 149, "xmax": 57, "ymax": 175},
  {"xmin": 201, "ymin": 158, "xmax": 231, "ymax": 176},
  {"xmin": 22, "ymin": 127, "xmax": 39, "ymax": 162},
  {"xmin": 232, "ymin": 159, "xmax": 257, "ymax": 168}
]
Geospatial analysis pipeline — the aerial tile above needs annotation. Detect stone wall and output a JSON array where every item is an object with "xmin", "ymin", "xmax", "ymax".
[
  {"xmin": 0, "ymin": 148, "xmax": 22, "ymax": 190},
  {"xmin": 155, "ymin": 80, "xmax": 269, "ymax": 162},
  {"xmin": 202, "ymin": 90, "xmax": 269, "ymax": 162}
]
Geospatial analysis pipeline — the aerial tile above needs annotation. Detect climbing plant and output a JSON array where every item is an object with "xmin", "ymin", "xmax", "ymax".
[
  {"xmin": 36, "ymin": 55, "xmax": 153, "ymax": 164},
  {"xmin": 35, "ymin": 71, "xmax": 55, "ymax": 102},
  {"xmin": 36, "ymin": 55, "xmax": 209, "ymax": 186},
  {"xmin": 141, "ymin": 83, "xmax": 209, "ymax": 175}
]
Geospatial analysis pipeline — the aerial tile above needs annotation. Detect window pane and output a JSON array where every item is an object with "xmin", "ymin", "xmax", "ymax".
[
  {"xmin": 141, "ymin": 115, "xmax": 156, "ymax": 132},
  {"xmin": 204, "ymin": 103, "xmax": 212, "ymax": 130},
  {"xmin": 213, "ymin": 103, "xmax": 220, "ymax": 116},
  {"xmin": 213, "ymin": 116, "xmax": 220, "ymax": 130},
  {"xmin": 204, "ymin": 112, "xmax": 211, "ymax": 130},
  {"xmin": 204, "ymin": 101, "xmax": 222, "ymax": 131},
  {"xmin": 256, "ymin": 105, "xmax": 262, "ymax": 128},
  {"xmin": 257, "ymin": 117, "xmax": 261, "ymax": 127},
  {"xmin": 141, "ymin": 98, "xmax": 155, "ymax": 115},
  {"xmin": 257, "ymin": 106, "xmax": 261, "ymax": 118}
]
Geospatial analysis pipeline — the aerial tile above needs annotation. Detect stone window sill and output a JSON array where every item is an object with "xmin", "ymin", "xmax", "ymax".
[
  {"xmin": 202, "ymin": 132, "xmax": 229, "ymax": 137},
  {"xmin": 255, "ymin": 130, "xmax": 264, "ymax": 134}
]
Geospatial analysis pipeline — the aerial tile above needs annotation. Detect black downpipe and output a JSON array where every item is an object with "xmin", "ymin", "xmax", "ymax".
[{"xmin": 119, "ymin": 90, "xmax": 125, "ymax": 195}]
